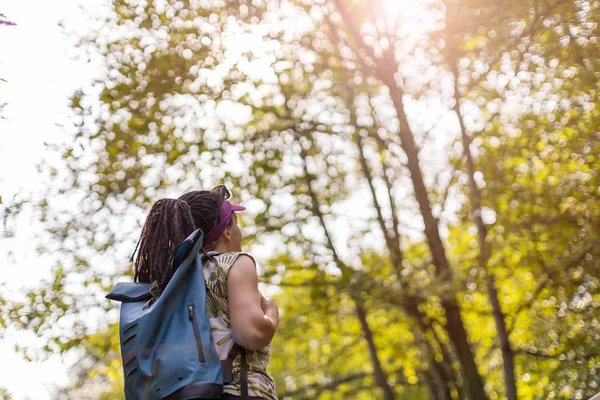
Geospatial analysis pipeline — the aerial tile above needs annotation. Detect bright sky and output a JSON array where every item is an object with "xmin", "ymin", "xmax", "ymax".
[{"xmin": 0, "ymin": 1, "xmax": 105, "ymax": 398}]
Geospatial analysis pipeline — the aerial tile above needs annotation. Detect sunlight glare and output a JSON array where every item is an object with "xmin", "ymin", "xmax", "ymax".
[{"xmin": 380, "ymin": 0, "xmax": 435, "ymax": 35}]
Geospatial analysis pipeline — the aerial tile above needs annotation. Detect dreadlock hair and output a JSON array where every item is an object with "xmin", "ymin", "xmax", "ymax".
[
  {"xmin": 133, "ymin": 191, "xmax": 223, "ymax": 291},
  {"xmin": 178, "ymin": 190, "xmax": 222, "ymax": 250},
  {"xmin": 133, "ymin": 198, "xmax": 196, "ymax": 287}
]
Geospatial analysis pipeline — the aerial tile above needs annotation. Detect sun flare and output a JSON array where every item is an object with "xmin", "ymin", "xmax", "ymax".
[{"xmin": 380, "ymin": 0, "xmax": 437, "ymax": 35}]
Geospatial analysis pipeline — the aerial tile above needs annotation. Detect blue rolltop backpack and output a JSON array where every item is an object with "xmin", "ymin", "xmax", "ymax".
[{"xmin": 106, "ymin": 228, "xmax": 248, "ymax": 400}]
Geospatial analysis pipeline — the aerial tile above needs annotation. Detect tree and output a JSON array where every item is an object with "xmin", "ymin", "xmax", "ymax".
[{"xmin": 2, "ymin": 0, "xmax": 598, "ymax": 399}]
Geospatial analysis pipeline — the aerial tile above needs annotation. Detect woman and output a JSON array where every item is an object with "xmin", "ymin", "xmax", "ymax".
[{"xmin": 132, "ymin": 186, "xmax": 279, "ymax": 400}]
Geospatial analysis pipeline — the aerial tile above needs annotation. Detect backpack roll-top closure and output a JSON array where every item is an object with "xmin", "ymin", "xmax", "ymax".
[
  {"xmin": 106, "ymin": 282, "xmax": 152, "ymax": 303},
  {"xmin": 105, "ymin": 228, "xmax": 204, "ymax": 304}
]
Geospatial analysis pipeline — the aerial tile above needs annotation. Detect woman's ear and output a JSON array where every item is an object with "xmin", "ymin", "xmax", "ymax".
[{"xmin": 223, "ymin": 225, "xmax": 233, "ymax": 242}]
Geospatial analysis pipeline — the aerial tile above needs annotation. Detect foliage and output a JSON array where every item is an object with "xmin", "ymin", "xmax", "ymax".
[
  {"xmin": 0, "ymin": 387, "xmax": 13, "ymax": 400},
  {"xmin": 1, "ymin": 0, "xmax": 599, "ymax": 399}
]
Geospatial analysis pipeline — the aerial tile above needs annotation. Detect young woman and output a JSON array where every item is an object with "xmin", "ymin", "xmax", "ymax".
[{"xmin": 132, "ymin": 186, "xmax": 279, "ymax": 400}]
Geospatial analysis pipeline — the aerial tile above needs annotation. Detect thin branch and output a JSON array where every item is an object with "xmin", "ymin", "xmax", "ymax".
[
  {"xmin": 322, "ymin": 10, "xmax": 378, "ymax": 77},
  {"xmin": 439, "ymin": 159, "xmax": 462, "ymax": 217},
  {"xmin": 508, "ymin": 242, "xmax": 599, "ymax": 334},
  {"xmin": 331, "ymin": 0, "xmax": 379, "ymax": 65},
  {"xmin": 363, "ymin": 103, "xmax": 404, "ymax": 261},
  {"xmin": 282, "ymin": 367, "xmax": 414, "ymax": 398},
  {"xmin": 506, "ymin": 275, "xmax": 549, "ymax": 334},
  {"xmin": 282, "ymin": 371, "xmax": 370, "ymax": 397},
  {"xmin": 355, "ymin": 134, "xmax": 398, "ymax": 263}
]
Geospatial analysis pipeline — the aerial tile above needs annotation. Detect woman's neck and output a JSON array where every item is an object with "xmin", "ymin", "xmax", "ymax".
[
  {"xmin": 212, "ymin": 244, "xmax": 228, "ymax": 253},
  {"xmin": 211, "ymin": 237, "xmax": 242, "ymax": 253},
  {"xmin": 212, "ymin": 241, "xmax": 235, "ymax": 253}
]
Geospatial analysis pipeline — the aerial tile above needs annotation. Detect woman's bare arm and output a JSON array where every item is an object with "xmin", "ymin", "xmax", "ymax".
[{"xmin": 228, "ymin": 255, "xmax": 279, "ymax": 351}]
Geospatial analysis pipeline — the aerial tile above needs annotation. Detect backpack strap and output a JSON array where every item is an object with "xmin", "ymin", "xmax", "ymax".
[
  {"xmin": 221, "ymin": 345, "xmax": 238, "ymax": 384},
  {"xmin": 240, "ymin": 349, "xmax": 248, "ymax": 399},
  {"xmin": 221, "ymin": 344, "xmax": 249, "ymax": 400},
  {"xmin": 141, "ymin": 280, "xmax": 162, "ymax": 310}
]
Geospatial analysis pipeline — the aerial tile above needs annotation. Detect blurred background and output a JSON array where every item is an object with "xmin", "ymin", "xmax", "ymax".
[{"xmin": 0, "ymin": 0, "xmax": 598, "ymax": 399}]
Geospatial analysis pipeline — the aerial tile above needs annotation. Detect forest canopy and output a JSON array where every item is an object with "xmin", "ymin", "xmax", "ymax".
[{"xmin": 1, "ymin": 0, "xmax": 598, "ymax": 399}]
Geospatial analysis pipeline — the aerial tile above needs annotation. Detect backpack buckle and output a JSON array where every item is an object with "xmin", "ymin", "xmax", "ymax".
[{"xmin": 142, "ymin": 281, "xmax": 162, "ymax": 310}]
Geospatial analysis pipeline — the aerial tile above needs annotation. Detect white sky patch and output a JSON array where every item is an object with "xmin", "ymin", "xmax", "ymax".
[{"xmin": 0, "ymin": 1, "xmax": 107, "ymax": 398}]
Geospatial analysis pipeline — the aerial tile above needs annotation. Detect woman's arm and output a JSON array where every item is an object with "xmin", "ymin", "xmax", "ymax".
[{"xmin": 228, "ymin": 255, "xmax": 279, "ymax": 351}]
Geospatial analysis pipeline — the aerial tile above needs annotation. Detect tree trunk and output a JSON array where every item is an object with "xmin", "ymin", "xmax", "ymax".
[
  {"xmin": 329, "ymin": 2, "xmax": 486, "ymax": 397},
  {"xmin": 450, "ymin": 59, "xmax": 518, "ymax": 400},
  {"xmin": 301, "ymin": 143, "xmax": 395, "ymax": 400},
  {"xmin": 425, "ymin": 370, "xmax": 453, "ymax": 400},
  {"xmin": 355, "ymin": 132, "xmax": 454, "ymax": 399},
  {"xmin": 356, "ymin": 303, "xmax": 396, "ymax": 400},
  {"xmin": 406, "ymin": 303, "xmax": 455, "ymax": 400},
  {"xmin": 383, "ymin": 74, "xmax": 487, "ymax": 400}
]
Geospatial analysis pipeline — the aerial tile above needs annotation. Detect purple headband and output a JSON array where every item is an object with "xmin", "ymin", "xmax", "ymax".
[{"xmin": 204, "ymin": 200, "xmax": 246, "ymax": 244}]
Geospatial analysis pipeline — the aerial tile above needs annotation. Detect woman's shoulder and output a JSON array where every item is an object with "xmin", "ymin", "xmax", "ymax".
[
  {"xmin": 210, "ymin": 252, "xmax": 256, "ymax": 266},
  {"xmin": 207, "ymin": 252, "xmax": 256, "ymax": 275}
]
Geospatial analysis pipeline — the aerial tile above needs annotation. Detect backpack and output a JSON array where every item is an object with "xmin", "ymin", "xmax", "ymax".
[{"xmin": 106, "ymin": 228, "xmax": 248, "ymax": 400}]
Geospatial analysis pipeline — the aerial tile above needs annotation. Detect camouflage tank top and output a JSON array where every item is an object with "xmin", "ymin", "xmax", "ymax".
[{"xmin": 202, "ymin": 252, "xmax": 278, "ymax": 400}]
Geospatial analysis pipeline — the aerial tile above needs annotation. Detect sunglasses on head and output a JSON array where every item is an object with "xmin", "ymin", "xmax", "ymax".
[{"xmin": 212, "ymin": 184, "xmax": 231, "ymax": 201}]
